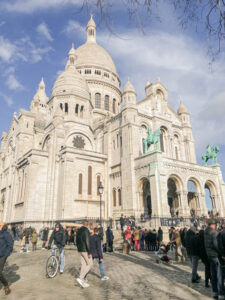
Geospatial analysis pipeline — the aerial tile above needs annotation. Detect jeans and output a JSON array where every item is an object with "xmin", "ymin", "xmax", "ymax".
[
  {"xmin": 52, "ymin": 245, "xmax": 65, "ymax": 272},
  {"xmin": 0, "ymin": 257, "xmax": 8, "ymax": 286},
  {"xmin": 191, "ymin": 256, "xmax": 199, "ymax": 280},
  {"xmin": 140, "ymin": 240, "xmax": 144, "ymax": 250},
  {"xmin": 208, "ymin": 256, "xmax": 225, "ymax": 297},
  {"xmin": 25, "ymin": 243, "xmax": 29, "ymax": 252},
  {"xmin": 95, "ymin": 258, "xmax": 105, "ymax": 278}
]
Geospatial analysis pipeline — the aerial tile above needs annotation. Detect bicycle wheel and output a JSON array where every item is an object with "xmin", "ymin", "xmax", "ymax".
[{"xmin": 46, "ymin": 255, "xmax": 59, "ymax": 278}]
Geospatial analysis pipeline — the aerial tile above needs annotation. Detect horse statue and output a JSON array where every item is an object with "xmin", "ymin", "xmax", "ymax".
[
  {"xmin": 143, "ymin": 128, "xmax": 162, "ymax": 153},
  {"xmin": 202, "ymin": 145, "xmax": 219, "ymax": 165}
]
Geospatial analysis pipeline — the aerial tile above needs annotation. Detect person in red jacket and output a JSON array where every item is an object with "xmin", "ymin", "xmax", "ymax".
[{"xmin": 125, "ymin": 226, "xmax": 132, "ymax": 244}]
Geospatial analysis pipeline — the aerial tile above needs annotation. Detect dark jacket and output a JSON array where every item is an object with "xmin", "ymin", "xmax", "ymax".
[
  {"xmin": 190, "ymin": 233, "xmax": 200, "ymax": 257},
  {"xmin": 0, "ymin": 229, "xmax": 14, "ymax": 258},
  {"xmin": 48, "ymin": 226, "xmax": 65, "ymax": 248},
  {"xmin": 25, "ymin": 231, "xmax": 29, "ymax": 244},
  {"xmin": 204, "ymin": 226, "xmax": 219, "ymax": 258},
  {"xmin": 185, "ymin": 228, "xmax": 196, "ymax": 255},
  {"xmin": 76, "ymin": 226, "xmax": 91, "ymax": 254},
  {"xmin": 98, "ymin": 227, "xmax": 104, "ymax": 241},
  {"xmin": 157, "ymin": 229, "xmax": 163, "ymax": 242},
  {"xmin": 198, "ymin": 230, "xmax": 209, "ymax": 264},
  {"xmin": 106, "ymin": 228, "xmax": 114, "ymax": 243},
  {"xmin": 90, "ymin": 234, "xmax": 103, "ymax": 259},
  {"xmin": 42, "ymin": 229, "xmax": 49, "ymax": 241}
]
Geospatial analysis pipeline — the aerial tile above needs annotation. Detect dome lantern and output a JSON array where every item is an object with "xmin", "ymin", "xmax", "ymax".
[{"xmin": 87, "ymin": 14, "xmax": 96, "ymax": 43}]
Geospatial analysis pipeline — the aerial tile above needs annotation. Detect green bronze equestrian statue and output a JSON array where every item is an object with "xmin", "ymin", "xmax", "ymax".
[
  {"xmin": 202, "ymin": 145, "xmax": 219, "ymax": 165},
  {"xmin": 143, "ymin": 128, "xmax": 162, "ymax": 153}
]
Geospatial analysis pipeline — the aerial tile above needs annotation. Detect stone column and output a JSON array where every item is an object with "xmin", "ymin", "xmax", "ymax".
[{"xmin": 180, "ymin": 191, "xmax": 190, "ymax": 217}]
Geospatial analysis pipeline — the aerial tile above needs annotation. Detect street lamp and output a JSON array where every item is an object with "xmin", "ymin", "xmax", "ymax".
[{"xmin": 98, "ymin": 181, "xmax": 104, "ymax": 225}]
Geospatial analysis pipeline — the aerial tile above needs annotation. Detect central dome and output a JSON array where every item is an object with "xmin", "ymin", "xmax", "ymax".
[
  {"xmin": 75, "ymin": 43, "xmax": 117, "ymax": 74},
  {"xmin": 75, "ymin": 15, "xmax": 117, "ymax": 75}
]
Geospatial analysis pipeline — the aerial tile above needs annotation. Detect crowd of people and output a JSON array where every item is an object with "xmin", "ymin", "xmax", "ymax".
[{"xmin": 2, "ymin": 216, "xmax": 225, "ymax": 298}]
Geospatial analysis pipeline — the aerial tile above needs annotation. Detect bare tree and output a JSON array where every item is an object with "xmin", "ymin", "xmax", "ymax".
[{"xmin": 78, "ymin": 0, "xmax": 225, "ymax": 59}]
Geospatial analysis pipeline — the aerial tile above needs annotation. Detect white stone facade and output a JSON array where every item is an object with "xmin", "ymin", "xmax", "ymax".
[{"xmin": 0, "ymin": 16, "xmax": 225, "ymax": 229}]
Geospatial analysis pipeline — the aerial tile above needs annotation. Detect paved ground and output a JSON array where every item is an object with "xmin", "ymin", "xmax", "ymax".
[{"xmin": 0, "ymin": 242, "xmax": 212, "ymax": 300}]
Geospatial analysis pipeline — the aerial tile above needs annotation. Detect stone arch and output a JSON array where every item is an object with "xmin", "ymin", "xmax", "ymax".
[
  {"xmin": 187, "ymin": 178, "xmax": 200, "ymax": 214},
  {"xmin": 205, "ymin": 180, "xmax": 217, "ymax": 213},
  {"xmin": 167, "ymin": 174, "xmax": 184, "ymax": 216},
  {"xmin": 160, "ymin": 126, "xmax": 169, "ymax": 153},
  {"xmin": 138, "ymin": 177, "xmax": 152, "ymax": 217},
  {"xmin": 42, "ymin": 134, "xmax": 51, "ymax": 151},
  {"xmin": 140, "ymin": 123, "xmax": 148, "ymax": 154}
]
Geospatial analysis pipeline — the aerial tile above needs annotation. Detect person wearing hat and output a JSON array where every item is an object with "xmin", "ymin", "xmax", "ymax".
[
  {"xmin": 0, "ymin": 221, "xmax": 14, "ymax": 295},
  {"xmin": 204, "ymin": 218, "xmax": 221, "ymax": 299},
  {"xmin": 47, "ymin": 223, "xmax": 66, "ymax": 274}
]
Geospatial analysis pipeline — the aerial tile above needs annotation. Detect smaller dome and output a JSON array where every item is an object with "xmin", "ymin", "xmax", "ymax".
[
  {"xmin": 123, "ymin": 78, "xmax": 136, "ymax": 93},
  {"xmin": 177, "ymin": 101, "xmax": 189, "ymax": 114}
]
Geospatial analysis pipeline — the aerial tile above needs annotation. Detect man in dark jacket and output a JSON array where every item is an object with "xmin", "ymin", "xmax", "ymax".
[
  {"xmin": 204, "ymin": 218, "xmax": 221, "ymax": 299},
  {"xmin": 157, "ymin": 227, "xmax": 163, "ymax": 245},
  {"xmin": 76, "ymin": 220, "xmax": 93, "ymax": 288},
  {"xmin": 48, "ymin": 223, "xmax": 66, "ymax": 274},
  {"xmin": 216, "ymin": 225, "xmax": 225, "ymax": 298},
  {"xmin": 90, "ymin": 228, "xmax": 109, "ymax": 280},
  {"xmin": 120, "ymin": 215, "xmax": 125, "ymax": 232},
  {"xmin": 189, "ymin": 231, "xmax": 201, "ymax": 283},
  {"xmin": 106, "ymin": 227, "xmax": 114, "ymax": 252},
  {"xmin": 0, "ymin": 222, "xmax": 14, "ymax": 295},
  {"xmin": 185, "ymin": 226, "xmax": 196, "ymax": 259}
]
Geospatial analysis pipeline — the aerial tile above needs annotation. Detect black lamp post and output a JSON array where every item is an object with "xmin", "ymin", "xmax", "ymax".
[{"xmin": 98, "ymin": 181, "xmax": 104, "ymax": 225}]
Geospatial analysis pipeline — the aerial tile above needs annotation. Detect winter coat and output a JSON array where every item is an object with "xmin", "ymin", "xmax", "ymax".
[
  {"xmin": 48, "ymin": 226, "xmax": 66, "ymax": 248},
  {"xmin": 189, "ymin": 233, "xmax": 201, "ymax": 257},
  {"xmin": 106, "ymin": 228, "xmax": 114, "ymax": 243},
  {"xmin": 120, "ymin": 217, "xmax": 125, "ymax": 226},
  {"xmin": 139, "ymin": 230, "xmax": 145, "ymax": 241},
  {"xmin": 76, "ymin": 226, "xmax": 91, "ymax": 254},
  {"xmin": 31, "ymin": 232, "xmax": 38, "ymax": 244},
  {"xmin": 173, "ymin": 231, "xmax": 181, "ymax": 247},
  {"xmin": 198, "ymin": 230, "xmax": 209, "ymax": 264},
  {"xmin": 204, "ymin": 226, "xmax": 219, "ymax": 258},
  {"xmin": 90, "ymin": 234, "xmax": 103, "ymax": 259},
  {"xmin": 133, "ymin": 229, "xmax": 140, "ymax": 241},
  {"xmin": 25, "ymin": 232, "xmax": 29, "ymax": 244},
  {"xmin": 98, "ymin": 227, "xmax": 104, "ymax": 241},
  {"xmin": 125, "ymin": 227, "xmax": 132, "ymax": 239},
  {"xmin": 217, "ymin": 228, "xmax": 225, "ymax": 256},
  {"xmin": 185, "ymin": 228, "xmax": 196, "ymax": 255},
  {"xmin": 0, "ymin": 229, "xmax": 14, "ymax": 258},
  {"xmin": 157, "ymin": 229, "xmax": 163, "ymax": 242},
  {"xmin": 42, "ymin": 229, "xmax": 49, "ymax": 241}
]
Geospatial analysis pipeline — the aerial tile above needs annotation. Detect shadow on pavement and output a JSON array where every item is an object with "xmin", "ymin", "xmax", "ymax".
[
  {"xmin": 0, "ymin": 263, "xmax": 20, "ymax": 288},
  {"xmin": 111, "ymin": 252, "xmax": 211, "ymax": 299}
]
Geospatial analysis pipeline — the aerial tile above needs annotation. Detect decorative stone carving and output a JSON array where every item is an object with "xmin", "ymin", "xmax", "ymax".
[{"xmin": 73, "ymin": 136, "xmax": 85, "ymax": 149}]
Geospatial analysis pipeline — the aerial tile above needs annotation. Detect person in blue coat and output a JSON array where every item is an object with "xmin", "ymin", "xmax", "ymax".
[{"xmin": 0, "ymin": 221, "xmax": 14, "ymax": 295}]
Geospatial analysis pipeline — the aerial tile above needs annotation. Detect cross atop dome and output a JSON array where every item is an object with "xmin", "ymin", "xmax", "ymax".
[{"xmin": 87, "ymin": 14, "xmax": 96, "ymax": 43}]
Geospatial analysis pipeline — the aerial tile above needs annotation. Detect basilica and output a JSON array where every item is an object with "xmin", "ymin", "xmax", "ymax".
[{"xmin": 0, "ymin": 16, "xmax": 225, "ymax": 229}]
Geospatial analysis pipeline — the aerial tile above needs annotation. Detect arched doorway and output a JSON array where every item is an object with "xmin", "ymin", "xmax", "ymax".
[
  {"xmin": 167, "ymin": 178, "xmax": 179, "ymax": 217},
  {"xmin": 205, "ymin": 180, "xmax": 217, "ymax": 216},
  {"xmin": 187, "ymin": 180, "xmax": 197, "ymax": 216},
  {"xmin": 139, "ymin": 178, "xmax": 152, "ymax": 217}
]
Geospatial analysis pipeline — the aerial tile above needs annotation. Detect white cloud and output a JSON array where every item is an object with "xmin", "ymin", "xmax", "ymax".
[
  {"xmin": 37, "ymin": 22, "xmax": 53, "ymax": 42},
  {"xmin": 0, "ymin": 36, "xmax": 17, "ymax": 62},
  {"xmin": 0, "ymin": 92, "xmax": 13, "ymax": 107},
  {"xmin": 63, "ymin": 20, "xmax": 86, "ymax": 40},
  {"xmin": 0, "ymin": 0, "xmax": 80, "ymax": 13},
  {"xmin": 6, "ymin": 74, "xmax": 23, "ymax": 90}
]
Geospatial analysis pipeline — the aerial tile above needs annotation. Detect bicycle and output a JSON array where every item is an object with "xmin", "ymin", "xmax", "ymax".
[{"xmin": 46, "ymin": 247, "xmax": 65, "ymax": 278}]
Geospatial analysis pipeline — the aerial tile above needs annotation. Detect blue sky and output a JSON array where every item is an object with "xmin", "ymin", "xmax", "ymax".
[{"xmin": 0, "ymin": 0, "xmax": 224, "ymax": 207}]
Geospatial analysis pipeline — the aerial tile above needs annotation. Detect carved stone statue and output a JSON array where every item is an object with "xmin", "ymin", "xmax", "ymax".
[
  {"xmin": 143, "ymin": 128, "xmax": 162, "ymax": 153},
  {"xmin": 202, "ymin": 145, "xmax": 219, "ymax": 165}
]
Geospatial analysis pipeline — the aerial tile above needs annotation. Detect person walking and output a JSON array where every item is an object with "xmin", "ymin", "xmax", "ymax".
[
  {"xmin": 90, "ymin": 228, "xmax": 109, "ymax": 280},
  {"xmin": 0, "ymin": 222, "xmax": 14, "ymax": 295},
  {"xmin": 139, "ymin": 228, "xmax": 145, "ymax": 251},
  {"xmin": 25, "ymin": 229, "xmax": 30, "ymax": 253},
  {"xmin": 157, "ymin": 227, "xmax": 163, "ymax": 246},
  {"xmin": 47, "ymin": 223, "xmax": 66, "ymax": 274},
  {"xmin": 172, "ymin": 229, "xmax": 183, "ymax": 262},
  {"xmin": 41, "ymin": 227, "xmax": 49, "ymax": 249},
  {"xmin": 185, "ymin": 226, "xmax": 197, "ymax": 260},
  {"xmin": 133, "ymin": 227, "xmax": 140, "ymax": 251},
  {"xmin": 204, "ymin": 218, "xmax": 221, "ymax": 299},
  {"xmin": 76, "ymin": 220, "xmax": 93, "ymax": 288},
  {"xmin": 106, "ymin": 227, "xmax": 114, "ymax": 252},
  {"xmin": 31, "ymin": 229, "xmax": 38, "ymax": 251},
  {"xmin": 199, "ymin": 229, "xmax": 211, "ymax": 287},
  {"xmin": 124, "ymin": 226, "xmax": 132, "ymax": 245},
  {"xmin": 190, "ymin": 230, "xmax": 201, "ymax": 283},
  {"xmin": 120, "ymin": 215, "xmax": 125, "ymax": 232}
]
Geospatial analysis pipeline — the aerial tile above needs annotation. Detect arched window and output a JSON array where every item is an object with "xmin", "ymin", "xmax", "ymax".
[
  {"xmin": 60, "ymin": 103, "xmax": 63, "ymax": 110},
  {"xmin": 113, "ymin": 189, "xmax": 116, "ymax": 207},
  {"xmin": 65, "ymin": 103, "xmax": 68, "ymax": 114},
  {"xmin": 78, "ymin": 174, "xmax": 82, "ymax": 195},
  {"xmin": 113, "ymin": 99, "xmax": 116, "ymax": 113},
  {"xmin": 160, "ymin": 127, "xmax": 167, "ymax": 152},
  {"xmin": 104, "ymin": 95, "xmax": 109, "ymax": 111},
  {"xmin": 80, "ymin": 106, "xmax": 84, "ymax": 118},
  {"xmin": 75, "ymin": 104, "xmax": 79, "ymax": 116},
  {"xmin": 118, "ymin": 189, "xmax": 122, "ymax": 206},
  {"xmin": 175, "ymin": 147, "xmax": 178, "ymax": 160},
  {"xmin": 97, "ymin": 175, "xmax": 100, "ymax": 196},
  {"xmin": 88, "ymin": 166, "xmax": 92, "ymax": 195},
  {"xmin": 95, "ymin": 93, "xmax": 101, "ymax": 109}
]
